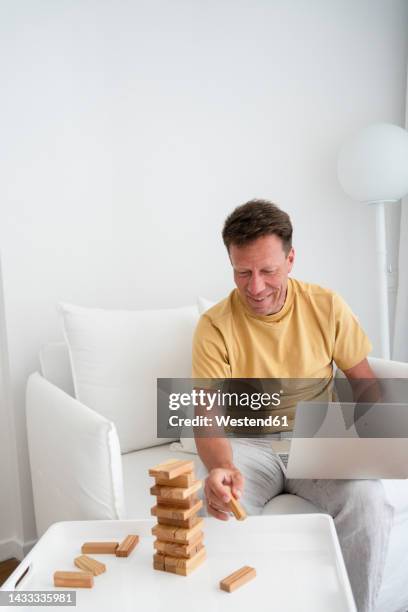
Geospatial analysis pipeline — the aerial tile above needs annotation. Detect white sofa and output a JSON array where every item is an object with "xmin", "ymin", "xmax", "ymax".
[{"xmin": 26, "ymin": 343, "xmax": 408, "ymax": 612}]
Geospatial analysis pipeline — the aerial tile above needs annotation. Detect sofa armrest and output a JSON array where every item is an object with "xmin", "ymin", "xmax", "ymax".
[
  {"xmin": 26, "ymin": 372, "xmax": 125, "ymax": 537},
  {"xmin": 335, "ymin": 356, "xmax": 408, "ymax": 379}
]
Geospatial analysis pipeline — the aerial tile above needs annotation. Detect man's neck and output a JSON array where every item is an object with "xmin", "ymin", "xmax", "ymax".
[{"xmin": 265, "ymin": 286, "xmax": 288, "ymax": 316}]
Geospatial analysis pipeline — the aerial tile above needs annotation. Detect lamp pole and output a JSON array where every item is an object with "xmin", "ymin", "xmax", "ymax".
[
  {"xmin": 337, "ymin": 122, "xmax": 408, "ymax": 361},
  {"xmin": 370, "ymin": 201, "xmax": 392, "ymax": 360}
]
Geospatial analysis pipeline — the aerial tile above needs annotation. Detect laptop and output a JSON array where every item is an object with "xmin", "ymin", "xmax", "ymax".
[{"xmin": 270, "ymin": 401, "xmax": 408, "ymax": 479}]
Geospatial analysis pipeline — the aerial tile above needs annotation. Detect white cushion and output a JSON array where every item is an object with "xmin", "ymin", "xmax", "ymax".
[
  {"xmin": 39, "ymin": 342, "xmax": 74, "ymax": 397},
  {"xmin": 175, "ymin": 297, "xmax": 216, "ymax": 455},
  {"xmin": 59, "ymin": 302, "xmax": 198, "ymax": 453},
  {"xmin": 197, "ymin": 296, "xmax": 215, "ymax": 314},
  {"xmin": 262, "ymin": 493, "xmax": 321, "ymax": 515}
]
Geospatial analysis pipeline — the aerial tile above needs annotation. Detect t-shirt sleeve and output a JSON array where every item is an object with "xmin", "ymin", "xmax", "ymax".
[
  {"xmin": 332, "ymin": 292, "xmax": 372, "ymax": 371},
  {"xmin": 192, "ymin": 314, "xmax": 231, "ymax": 378}
]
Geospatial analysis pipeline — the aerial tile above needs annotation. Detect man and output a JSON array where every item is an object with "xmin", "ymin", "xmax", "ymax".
[{"xmin": 192, "ymin": 199, "xmax": 393, "ymax": 612}]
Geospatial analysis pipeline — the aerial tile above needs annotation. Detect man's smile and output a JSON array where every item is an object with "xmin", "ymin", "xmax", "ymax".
[
  {"xmin": 246, "ymin": 293, "xmax": 273, "ymax": 302},
  {"xmin": 247, "ymin": 293, "xmax": 273, "ymax": 302}
]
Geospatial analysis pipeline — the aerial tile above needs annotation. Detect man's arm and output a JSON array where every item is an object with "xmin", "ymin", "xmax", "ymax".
[
  {"xmin": 342, "ymin": 358, "xmax": 382, "ymax": 403},
  {"xmin": 192, "ymin": 315, "xmax": 246, "ymax": 520},
  {"xmin": 195, "ymin": 437, "xmax": 234, "ymax": 472},
  {"xmin": 193, "ymin": 391, "xmax": 244, "ymax": 521},
  {"xmin": 342, "ymin": 357, "xmax": 375, "ymax": 380}
]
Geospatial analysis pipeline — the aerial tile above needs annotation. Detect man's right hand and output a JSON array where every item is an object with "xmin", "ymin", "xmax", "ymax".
[{"xmin": 204, "ymin": 467, "xmax": 244, "ymax": 521}]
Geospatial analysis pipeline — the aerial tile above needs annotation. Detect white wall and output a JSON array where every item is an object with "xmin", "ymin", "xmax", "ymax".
[
  {"xmin": 0, "ymin": 257, "xmax": 23, "ymax": 561},
  {"xmin": 0, "ymin": 0, "xmax": 407, "ymax": 551}
]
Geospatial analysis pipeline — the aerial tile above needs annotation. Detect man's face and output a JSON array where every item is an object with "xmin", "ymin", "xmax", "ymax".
[{"xmin": 229, "ymin": 234, "xmax": 295, "ymax": 316}]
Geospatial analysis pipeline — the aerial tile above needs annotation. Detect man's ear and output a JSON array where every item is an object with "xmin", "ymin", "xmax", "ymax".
[{"xmin": 287, "ymin": 247, "xmax": 295, "ymax": 272}]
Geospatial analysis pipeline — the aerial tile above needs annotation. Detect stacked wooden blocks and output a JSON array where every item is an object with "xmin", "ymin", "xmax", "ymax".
[{"xmin": 149, "ymin": 458, "xmax": 206, "ymax": 576}]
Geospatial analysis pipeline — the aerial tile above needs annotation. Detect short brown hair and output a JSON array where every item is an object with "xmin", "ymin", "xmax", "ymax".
[{"xmin": 222, "ymin": 199, "xmax": 293, "ymax": 254}]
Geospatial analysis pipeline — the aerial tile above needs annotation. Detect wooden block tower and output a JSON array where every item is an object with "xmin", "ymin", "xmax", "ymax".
[{"xmin": 149, "ymin": 458, "xmax": 206, "ymax": 576}]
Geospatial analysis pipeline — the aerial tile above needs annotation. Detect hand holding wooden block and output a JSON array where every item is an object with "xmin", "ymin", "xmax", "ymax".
[{"xmin": 228, "ymin": 495, "xmax": 247, "ymax": 521}]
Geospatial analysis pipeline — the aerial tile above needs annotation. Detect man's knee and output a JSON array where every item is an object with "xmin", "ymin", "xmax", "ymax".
[{"xmin": 336, "ymin": 479, "xmax": 394, "ymax": 524}]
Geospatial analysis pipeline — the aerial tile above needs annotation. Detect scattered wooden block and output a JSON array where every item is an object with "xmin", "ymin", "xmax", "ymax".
[
  {"xmin": 151, "ymin": 500, "xmax": 202, "ymax": 521},
  {"xmin": 157, "ymin": 514, "xmax": 201, "ymax": 529},
  {"xmin": 228, "ymin": 496, "xmax": 247, "ymax": 521},
  {"xmin": 220, "ymin": 566, "xmax": 256, "ymax": 592},
  {"xmin": 115, "ymin": 534, "xmax": 139, "ymax": 557},
  {"xmin": 81, "ymin": 542, "xmax": 119, "ymax": 554},
  {"xmin": 156, "ymin": 495, "xmax": 199, "ymax": 509},
  {"xmin": 74, "ymin": 555, "xmax": 106, "ymax": 576},
  {"xmin": 149, "ymin": 459, "xmax": 194, "ymax": 480},
  {"xmin": 164, "ymin": 546, "xmax": 207, "ymax": 576},
  {"xmin": 152, "ymin": 519, "xmax": 204, "ymax": 544},
  {"xmin": 154, "ymin": 535, "xmax": 204, "ymax": 558},
  {"xmin": 54, "ymin": 571, "xmax": 94, "ymax": 588},
  {"xmin": 150, "ymin": 480, "xmax": 202, "ymax": 500}
]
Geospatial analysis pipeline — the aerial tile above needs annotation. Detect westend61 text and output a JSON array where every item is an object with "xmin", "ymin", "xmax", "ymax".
[
  {"xmin": 168, "ymin": 389, "xmax": 282, "ymax": 411},
  {"xmin": 168, "ymin": 414, "xmax": 289, "ymax": 428}
]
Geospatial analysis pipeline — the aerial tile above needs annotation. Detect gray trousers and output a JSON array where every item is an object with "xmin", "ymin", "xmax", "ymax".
[{"xmin": 198, "ymin": 438, "xmax": 394, "ymax": 612}]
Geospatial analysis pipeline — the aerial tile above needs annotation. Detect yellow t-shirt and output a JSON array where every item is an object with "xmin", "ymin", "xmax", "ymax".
[{"xmin": 192, "ymin": 278, "xmax": 372, "ymax": 432}]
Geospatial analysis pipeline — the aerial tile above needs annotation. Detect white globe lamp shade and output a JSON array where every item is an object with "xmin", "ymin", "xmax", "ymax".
[{"xmin": 337, "ymin": 123, "xmax": 408, "ymax": 203}]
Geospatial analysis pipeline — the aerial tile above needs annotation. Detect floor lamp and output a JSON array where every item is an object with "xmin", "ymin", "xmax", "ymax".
[{"xmin": 337, "ymin": 123, "xmax": 408, "ymax": 360}]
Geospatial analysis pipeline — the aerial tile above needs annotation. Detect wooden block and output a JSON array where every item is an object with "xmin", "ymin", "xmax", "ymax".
[
  {"xmin": 81, "ymin": 542, "xmax": 119, "ymax": 554},
  {"xmin": 150, "ymin": 480, "xmax": 202, "ymax": 500},
  {"xmin": 164, "ymin": 544, "xmax": 205, "ymax": 571},
  {"xmin": 153, "ymin": 552, "xmax": 165, "ymax": 571},
  {"xmin": 153, "ymin": 529, "xmax": 203, "ymax": 549},
  {"xmin": 164, "ymin": 546, "xmax": 207, "ymax": 576},
  {"xmin": 220, "ymin": 566, "xmax": 256, "ymax": 592},
  {"xmin": 155, "ymin": 472, "xmax": 195, "ymax": 488},
  {"xmin": 74, "ymin": 555, "xmax": 106, "ymax": 576},
  {"xmin": 115, "ymin": 534, "xmax": 139, "ymax": 557},
  {"xmin": 149, "ymin": 459, "xmax": 194, "ymax": 480},
  {"xmin": 151, "ymin": 500, "xmax": 202, "ymax": 521},
  {"xmin": 157, "ymin": 514, "xmax": 201, "ymax": 529},
  {"xmin": 54, "ymin": 571, "xmax": 94, "ymax": 588},
  {"xmin": 154, "ymin": 535, "xmax": 204, "ymax": 558},
  {"xmin": 152, "ymin": 519, "xmax": 203, "ymax": 544},
  {"xmin": 228, "ymin": 496, "xmax": 247, "ymax": 521},
  {"xmin": 156, "ymin": 494, "xmax": 199, "ymax": 509}
]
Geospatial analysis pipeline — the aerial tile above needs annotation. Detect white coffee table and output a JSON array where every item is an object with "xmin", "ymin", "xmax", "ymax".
[{"xmin": 1, "ymin": 514, "xmax": 356, "ymax": 611}]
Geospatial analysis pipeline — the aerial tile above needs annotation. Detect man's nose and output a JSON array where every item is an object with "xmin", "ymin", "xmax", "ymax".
[{"xmin": 248, "ymin": 272, "xmax": 265, "ymax": 295}]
